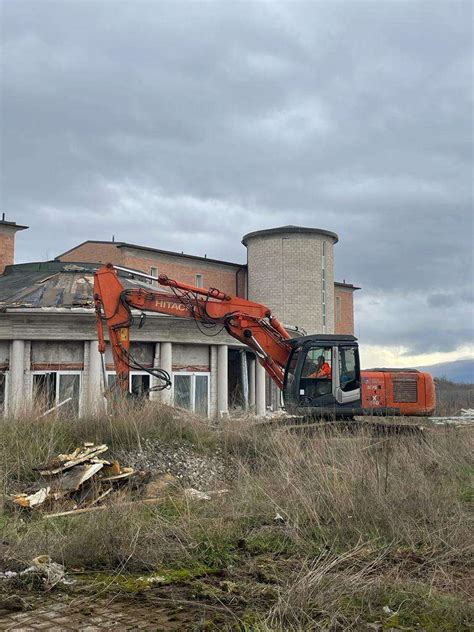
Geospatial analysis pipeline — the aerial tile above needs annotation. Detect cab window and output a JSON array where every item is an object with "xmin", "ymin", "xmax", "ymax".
[
  {"xmin": 338, "ymin": 347, "xmax": 359, "ymax": 392},
  {"xmin": 285, "ymin": 348, "xmax": 300, "ymax": 388},
  {"xmin": 302, "ymin": 347, "xmax": 332, "ymax": 379}
]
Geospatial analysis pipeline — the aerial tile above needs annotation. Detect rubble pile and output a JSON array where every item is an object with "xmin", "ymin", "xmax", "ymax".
[
  {"xmin": 10, "ymin": 443, "xmax": 150, "ymax": 515},
  {"xmin": 116, "ymin": 438, "xmax": 231, "ymax": 490}
]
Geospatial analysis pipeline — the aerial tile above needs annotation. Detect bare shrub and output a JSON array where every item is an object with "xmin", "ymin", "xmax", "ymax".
[{"xmin": 435, "ymin": 378, "xmax": 474, "ymax": 415}]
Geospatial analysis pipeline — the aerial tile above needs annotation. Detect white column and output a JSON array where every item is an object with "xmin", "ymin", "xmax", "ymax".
[
  {"xmin": 210, "ymin": 345, "xmax": 218, "ymax": 418},
  {"xmin": 23, "ymin": 341, "xmax": 32, "ymax": 408},
  {"xmin": 160, "ymin": 342, "xmax": 172, "ymax": 405},
  {"xmin": 255, "ymin": 359, "xmax": 266, "ymax": 417},
  {"xmin": 87, "ymin": 340, "xmax": 105, "ymax": 415},
  {"xmin": 248, "ymin": 356, "xmax": 256, "ymax": 409},
  {"xmin": 150, "ymin": 342, "xmax": 161, "ymax": 401},
  {"xmin": 270, "ymin": 381, "xmax": 280, "ymax": 411},
  {"xmin": 217, "ymin": 344, "xmax": 228, "ymax": 418},
  {"xmin": 240, "ymin": 350, "xmax": 249, "ymax": 410},
  {"xmin": 9, "ymin": 339, "xmax": 25, "ymax": 417}
]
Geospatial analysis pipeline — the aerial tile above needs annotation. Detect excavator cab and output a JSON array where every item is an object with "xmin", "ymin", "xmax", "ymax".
[{"xmin": 283, "ymin": 334, "xmax": 362, "ymax": 417}]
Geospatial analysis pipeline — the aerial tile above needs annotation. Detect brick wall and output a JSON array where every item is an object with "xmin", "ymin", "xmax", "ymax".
[
  {"xmin": 123, "ymin": 251, "xmax": 242, "ymax": 297},
  {"xmin": 334, "ymin": 286, "xmax": 355, "ymax": 335},
  {"xmin": 246, "ymin": 233, "xmax": 336, "ymax": 334},
  {"xmin": 58, "ymin": 242, "xmax": 126, "ymax": 266},
  {"xmin": 58, "ymin": 241, "xmax": 245, "ymax": 297},
  {"xmin": 0, "ymin": 233, "xmax": 14, "ymax": 275}
]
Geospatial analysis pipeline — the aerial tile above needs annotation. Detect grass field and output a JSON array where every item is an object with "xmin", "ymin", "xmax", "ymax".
[{"xmin": 1, "ymin": 403, "xmax": 473, "ymax": 630}]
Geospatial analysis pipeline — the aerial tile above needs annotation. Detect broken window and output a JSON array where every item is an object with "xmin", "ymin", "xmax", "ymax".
[
  {"xmin": 58, "ymin": 374, "xmax": 81, "ymax": 413},
  {"xmin": 33, "ymin": 372, "xmax": 81, "ymax": 415},
  {"xmin": 195, "ymin": 274, "xmax": 203, "ymax": 288},
  {"xmin": 33, "ymin": 373, "xmax": 56, "ymax": 411},
  {"xmin": 173, "ymin": 372, "xmax": 209, "ymax": 416}
]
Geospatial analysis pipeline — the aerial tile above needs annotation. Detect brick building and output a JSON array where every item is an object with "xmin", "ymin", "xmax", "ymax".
[
  {"xmin": 0, "ymin": 219, "xmax": 359, "ymax": 418},
  {"xmin": 0, "ymin": 215, "xmax": 28, "ymax": 275}
]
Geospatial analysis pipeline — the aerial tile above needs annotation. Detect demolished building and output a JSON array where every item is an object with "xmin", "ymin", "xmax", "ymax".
[{"xmin": 0, "ymin": 218, "xmax": 359, "ymax": 418}]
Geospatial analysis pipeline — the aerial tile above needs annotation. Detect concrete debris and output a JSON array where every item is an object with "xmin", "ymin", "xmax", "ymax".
[
  {"xmin": 116, "ymin": 438, "xmax": 231, "ymax": 490},
  {"xmin": 184, "ymin": 487, "xmax": 229, "ymax": 501},
  {"xmin": 10, "ymin": 443, "xmax": 148, "ymax": 514},
  {"xmin": 184, "ymin": 488, "xmax": 212, "ymax": 501}
]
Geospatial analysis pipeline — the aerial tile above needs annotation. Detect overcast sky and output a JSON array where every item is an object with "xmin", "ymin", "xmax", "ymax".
[{"xmin": 1, "ymin": 0, "xmax": 472, "ymax": 367}]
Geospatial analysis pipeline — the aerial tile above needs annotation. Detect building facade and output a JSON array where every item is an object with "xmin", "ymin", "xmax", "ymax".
[{"xmin": 0, "ymin": 218, "xmax": 359, "ymax": 418}]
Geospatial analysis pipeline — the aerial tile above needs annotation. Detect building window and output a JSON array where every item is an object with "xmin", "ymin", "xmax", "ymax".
[
  {"xmin": 336, "ymin": 296, "xmax": 342, "ymax": 323},
  {"xmin": 131, "ymin": 373, "xmax": 151, "ymax": 397},
  {"xmin": 0, "ymin": 372, "xmax": 7, "ymax": 416},
  {"xmin": 106, "ymin": 371, "xmax": 151, "ymax": 398},
  {"xmin": 32, "ymin": 372, "xmax": 81, "ymax": 416},
  {"xmin": 173, "ymin": 372, "xmax": 209, "ymax": 416},
  {"xmin": 195, "ymin": 274, "xmax": 203, "ymax": 288},
  {"xmin": 150, "ymin": 267, "xmax": 158, "ymax": 286}
]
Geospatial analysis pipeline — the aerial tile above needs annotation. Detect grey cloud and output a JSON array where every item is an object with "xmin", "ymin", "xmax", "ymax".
[{"xmin": 1, "ymin": 0, "xmax": 472, "ymax": 356}]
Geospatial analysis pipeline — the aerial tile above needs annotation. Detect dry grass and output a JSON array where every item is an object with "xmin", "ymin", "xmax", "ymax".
[{"xmin": 1, "ymin": 407, "xmax": 473, "ymax": 630}]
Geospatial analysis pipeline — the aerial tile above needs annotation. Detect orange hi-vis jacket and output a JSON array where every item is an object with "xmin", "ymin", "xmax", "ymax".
[{"xmin": 309, "ymin": 362, "xmax": 332, "ymax": 379}]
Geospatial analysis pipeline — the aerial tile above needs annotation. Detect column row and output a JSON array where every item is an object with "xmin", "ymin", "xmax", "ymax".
[{"xmin": 7, "ymin": 340, "xmax": 268, "ymax": 419}]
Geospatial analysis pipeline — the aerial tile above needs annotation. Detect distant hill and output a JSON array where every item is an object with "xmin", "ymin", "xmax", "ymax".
[{"xmin": 416, "ymin": 359, "xmax": 474, "ymax": 383}]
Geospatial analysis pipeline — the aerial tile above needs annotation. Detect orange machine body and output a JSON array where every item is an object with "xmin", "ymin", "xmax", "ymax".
[
  {"xmin": 94, "ymin": 264, "xmax": 436, "ymax": 417},
  {"xmin": 361, "ymin": 369, "xmax": 436, "ymax": 416}
]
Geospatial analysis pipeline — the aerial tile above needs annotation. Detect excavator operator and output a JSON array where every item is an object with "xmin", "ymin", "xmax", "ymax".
[{"xmin": 309, "ymin": 355, "xmax": 332, "ymax": 379}]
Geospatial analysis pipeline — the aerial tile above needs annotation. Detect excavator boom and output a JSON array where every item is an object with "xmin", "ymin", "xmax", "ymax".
[{"xmin": 93, "ymin": 263, "xmax": 292, "ymax": 393}]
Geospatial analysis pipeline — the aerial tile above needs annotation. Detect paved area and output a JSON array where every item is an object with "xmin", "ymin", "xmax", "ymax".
[{"xmin": 0, "ymin": 595, "xmax": 198, "ymax": 631}]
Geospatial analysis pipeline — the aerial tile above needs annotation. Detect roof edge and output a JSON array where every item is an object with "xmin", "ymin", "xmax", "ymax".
[
  {"xmin": 0, "ymin": 220, "xmax": 28, "ymax": 231},
  {"xmin": 55, "ymin": 240, "xmax": 244, "ymax": 268},
  {"xmin": 334, "ymin": 281, "xmax": 361, "ymax": 290},
  {"xmin": 242, "ymin": 225, "xmax": 339, "ymax": 246},
  {"xmin": 55, "ymin": 240, "xmax": 120, "ymax": 259},
  {"xmin": 116, "ymin": 242, "xmax": 243, "ymax": 267}
]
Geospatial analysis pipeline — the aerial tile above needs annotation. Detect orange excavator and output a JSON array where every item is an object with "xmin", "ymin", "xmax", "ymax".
[{"xmin": 94, "ymin": 264, "xmax": 435, "ymax": 418}]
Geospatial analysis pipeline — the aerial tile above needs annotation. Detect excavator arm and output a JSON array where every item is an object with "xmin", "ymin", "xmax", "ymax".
[{"xmin": 93, "ymin": 263, "xmax": 292, "ymax": 394}]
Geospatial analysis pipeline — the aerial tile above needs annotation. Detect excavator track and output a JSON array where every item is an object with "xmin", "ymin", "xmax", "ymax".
[{"xmin": 259, "ymin": 416, "xmax": 425, "ymax": 437}]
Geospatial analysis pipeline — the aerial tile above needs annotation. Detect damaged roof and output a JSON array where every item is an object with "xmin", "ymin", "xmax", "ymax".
[{"xmin": 0, "ymin": 261, "xmax": 156, "ymax": 311}]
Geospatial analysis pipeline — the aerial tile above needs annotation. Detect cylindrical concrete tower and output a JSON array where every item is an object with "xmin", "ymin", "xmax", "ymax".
[{"xmin": 242, "ymin": 226, "xmax": 338, "ymax": 335}]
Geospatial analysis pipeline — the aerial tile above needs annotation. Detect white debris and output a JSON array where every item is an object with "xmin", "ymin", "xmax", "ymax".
[
  {"xmin": 137, "ymin": 574, "xmax": 167, "ymax": 584},
  {"xmin": 12, "ymin": 486, "xmax": 51, "ymax": 508},
  {"xmin": 184, "ymin": 488, "xmax": 212, "ymax": 501},
  {"xmin": 0, "ymin": 556, "xmax": 74, "ymax": 588}
]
